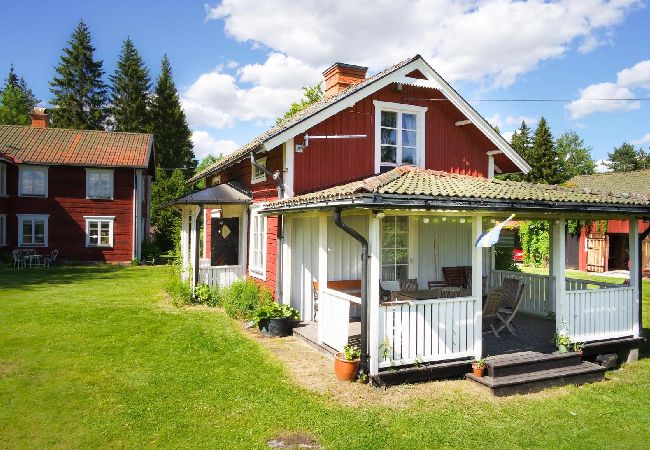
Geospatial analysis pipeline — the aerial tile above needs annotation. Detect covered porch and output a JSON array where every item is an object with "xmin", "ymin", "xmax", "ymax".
[
  {"xmin": 170, "ymin": 183, "xmax": 251, "ymax": 289},
  {"xmin": 262, "ymin": 167, "xmax": 647, "ymax": 379}
]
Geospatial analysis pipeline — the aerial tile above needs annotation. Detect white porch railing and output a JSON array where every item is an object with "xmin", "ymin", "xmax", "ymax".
[
  {"xmin": 378, "ymin": 296, "xmax": 478, "ymax": 368},
  {"xmin": 317, "ymin": 288, "xmax": 361, "ymax": 352},
  {"xmin": 491, "ymin": 270, "xmax": 554, "ymax": 315},
  {"xmin": 198, "ymin": 265, "xmax": 245, "ymax": 288},
  {"xmin": 564, "ymin": 287, "xmax": 635, "ymax": 342}
]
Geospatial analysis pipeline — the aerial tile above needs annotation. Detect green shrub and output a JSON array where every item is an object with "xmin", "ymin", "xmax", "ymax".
[
  {"xmin": 194, "ymin": 284, "xmax": 220, "ymax": 307},
  {"xmin": 141, "ymin": 240, "xmax": 162, "ymax": 264},
  {"xmin": 519, "ymin": 220, "xmax": 550, "ymax": 267},
  {"xmin": 253, "ymin": 299, "xmax": 299, "ymax": 325},
  {"xmin": 165, "ymin": 263, "xmax": 192, "ymax": 307},
  {"xmin": 220, "ymin": 278, "xmax": 272, "ymax": 320}
]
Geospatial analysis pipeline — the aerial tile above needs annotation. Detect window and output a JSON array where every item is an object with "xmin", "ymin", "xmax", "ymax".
[
  {"xmin": 0, "ymin": 163, "xmax": 6, "ymax": 196},
  {"xmin": 249, "ymin": 207, "xmax": 266, "ymax": 279},
  {"xmin": 86, "ymin": 168, "xmax": 114, "ymax": 199},
  {"xmin": 18, "ymin": 166, "xmax": 48, "ymax": 197},
  {"xmin": 85, "ymin": 216, "xmax": 114, "ymax": 247},
  {"xmin": 381, "ymin": 216, "xmax": 409, "ymax": 281},
  {"xmin": 251, "ymin": 157, "xmax": 267, "ymax": 184},
  {"xmin": 374, "ymin": 101, "xmax": 427, "ymax": 174},
  {"xmin": 17, "ymin": 214, "xmax": 48, "ymax": 247},
  {"xmin": 0, "ymin": 214, "xmax": 6, "ymax": 246}
]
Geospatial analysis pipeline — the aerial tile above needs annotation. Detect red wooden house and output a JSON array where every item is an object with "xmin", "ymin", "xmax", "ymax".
[
  {"xmin": 174, "ymin": 56, "xmax": 648, "ymax": 388},
  {"xmin": 0, "ymin": 109, "xmax": 154, "ymax": 263}
]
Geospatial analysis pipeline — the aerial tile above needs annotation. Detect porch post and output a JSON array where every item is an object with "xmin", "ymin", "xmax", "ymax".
[
  {"xmin": 471, "ymin": 214, "xmax": 483, "ymax": 359},
  {"xmin": 629, "ymin": 219, "xmax": 640, "ymax": 338},
  {"xmin": 281, "ymin": 218, "xmax": 293, "ymax": 306},
  {"xmin": 368, "ymin": 215, "xmax": 381, "ymax": 376},
  {"xmin": 551, "ymin": 218, "xmax": 567, "ymax": 334},
  {"xmin": 317, "ymin": 215, "xmax": 328, "ymax": 343},
  {"xmin": 189, "ymin": 205, "xmax": 201, "ymax": 289},
  {"xmin": 180, "ymin": 207, "xmax": 190, "ymax": 282}
]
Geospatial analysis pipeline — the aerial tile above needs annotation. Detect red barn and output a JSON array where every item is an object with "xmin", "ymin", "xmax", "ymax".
[{"xmin": 0, "ymin": 110, "xmax": 154, "ymax": 263}]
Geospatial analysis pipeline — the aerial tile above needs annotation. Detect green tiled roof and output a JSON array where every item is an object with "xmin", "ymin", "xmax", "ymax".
[
  {"xmin": 568, "ymin": 169, "xmax": 650, "ymax": 198},
  {"xmin": 263, "ymin": 166, "xmax": 650, "ymax": 211}
]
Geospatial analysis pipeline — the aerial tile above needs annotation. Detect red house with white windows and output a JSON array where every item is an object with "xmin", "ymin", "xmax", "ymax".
[
  {"xmin": 0, "ymin": 109, "xmax": 154, "ymax": 263},
  {"xmin": 175, "ymin": 55, "xmax": 648, "ymax": 387}
]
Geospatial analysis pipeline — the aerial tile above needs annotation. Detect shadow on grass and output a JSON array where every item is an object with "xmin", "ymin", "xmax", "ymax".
[{"xmin": 0, "ymin": 264, "xmax": 150, "ymax": 292}]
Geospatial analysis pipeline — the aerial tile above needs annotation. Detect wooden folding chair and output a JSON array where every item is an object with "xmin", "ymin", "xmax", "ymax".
[
  {"xmin": 496, "ymin": 279, "xmax": 525, "ymax": 336},
  {"xmin": 482, "ymin": 287, "xmax": 503, "ymax": 337}
]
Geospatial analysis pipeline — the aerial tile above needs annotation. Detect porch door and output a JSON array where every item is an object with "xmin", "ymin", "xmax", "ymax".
[
  {"xmin": 586, "ymin": 233, "xmax": 607, "ymax": 272},
  {"xmin": 211, "ymin": 218, "xmax": 239, "ymax": 266}
]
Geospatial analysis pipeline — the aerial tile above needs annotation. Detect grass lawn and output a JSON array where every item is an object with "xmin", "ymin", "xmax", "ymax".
[{"xmin": 1, "ymin": 265, "xmax": 649, "ymax": 449}]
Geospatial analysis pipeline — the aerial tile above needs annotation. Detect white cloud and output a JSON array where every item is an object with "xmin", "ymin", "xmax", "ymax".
[
  {"xmin": 238, "ymin": 52, "xmax": 321, "ymax": 89},
  {"xmin": 595, "ymin": 159, "xmax": 611, "ymax": 173},
  {"xmin": 505, "ymin": 115, "xmax": 539, "ymax": 126},
  {"xmin": 191, "ymin": 130, "xmax": 239, "ymax": 160},
  {"xmin": 617, "ymin": 59, "xmax": 650, "ymax": 89},
  {"xmin": 566, "ymin": 82, "xmax": 640, "ymax": 119},
  {"xmin": 501, "ymin": 130, "xmax": 515, "ymax": 143},
  {"xmin": 631, "ymin": 133, "xmax": 650, "ymax": 145},
  {"xmin": 206, "ymin": 0, "xmax": 640, "ymax": 88}
]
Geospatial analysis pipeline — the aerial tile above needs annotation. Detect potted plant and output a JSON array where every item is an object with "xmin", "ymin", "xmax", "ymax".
[
  {"xmin": 254, "ymin": 301, "xmax": 299, "ymax": 337},
  {"xmin": 334, "ymin": 345, "xmax": 361, "ymax": 381},
  {"xmin": 573, "ymin": 342, "xmax": 584, "ymax": 357},
  {"xmin": 555, "ymin": 332, "xmax": 573, "ymax": 353},
  {"xmin": 471, "ymin": 358, "xmax": 486, "ymax": 377}
]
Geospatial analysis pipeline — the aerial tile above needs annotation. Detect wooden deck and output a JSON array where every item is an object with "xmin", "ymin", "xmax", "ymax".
[{"xmin": 292, "ymin": 320, "xmax": 361, "ymax": 357}]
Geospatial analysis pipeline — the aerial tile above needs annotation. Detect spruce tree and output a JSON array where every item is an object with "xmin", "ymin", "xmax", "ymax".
[
  {"xmin": 526, "ymin": 117, "xmax": 564, "ymax": 184},
  {"xmin": 0, "ymin": 65, "xmax": 39, "ymax": 125},
  {"xmin": 150, "ymin": 55, "xmax": 195, "ymax": 171},
  {"xmin": 109, "ymin": 38, "xmax": 151, "ymax": 132},
  {"xmin": 49, "ymin": 19, "xmax": 107, "ymax": 130},
  {"xmin": 510, "ymin": 121, "xmax": 532, "ymax": 161},
  {"xmin": 608, "ymin": 142, "xmax": 641, "ymax": 172}
]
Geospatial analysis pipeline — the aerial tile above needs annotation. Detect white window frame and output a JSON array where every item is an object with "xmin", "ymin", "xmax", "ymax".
[
  {"xmin": 251, "ymin": 157, "xmax": 267, "ymax": 184},
  {"xmin": 18, "ymin": 165, "xmax": 48, "ymax": 197},
  {"xmin": 248, "ymin": 206, "xmax": 267, "ymax": 280},
  {"xmin": 0, "ymin": 163, "xmax": 7, "ymax": 196},
  {"xmin": 84, "ymin": 216, "xmax": 115, "ymax": 248},
  {"xmin": 373, "ymin": 100, "xmax": 427, "ymax": 174},
  {"xmin": 380, "ymin": 216, "xmax": 410, "ymax": 282},
  {"xmin": 86, "ymin": 168, "xmax": 114, "ymax": 200},
  {"xmin": 17, "ymin": 214, "xmax": 49, "ymax": 247},
  {"xmin": 0, "ymin": 214, "xmax": 6, "ymax": 246}
]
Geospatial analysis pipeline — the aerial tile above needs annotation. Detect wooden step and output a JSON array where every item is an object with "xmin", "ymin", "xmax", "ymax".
[
  {"xmin": 467, "ymin": 362, "xmax": 606, "ymax": 396},
  {"xmin": 486, "ymin": 351, "xmax": 582, "ymax": 378}
]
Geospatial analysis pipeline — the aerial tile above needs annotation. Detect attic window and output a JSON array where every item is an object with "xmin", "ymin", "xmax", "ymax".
[
  {"xmin": 251, "ymin": 157, "xmax": 267, "ymax": 184},
  {"xmin": 373, "ymin": 101, "xmax": 427, "ymax": 174}
]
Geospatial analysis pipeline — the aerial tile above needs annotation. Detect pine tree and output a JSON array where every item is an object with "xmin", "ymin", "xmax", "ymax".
[
  {"xmin": 109, "ymin": 38, "xmax": 151, "ymax": 132},
  {"xmin": 526, "ymin": 117, "xmax": 564, "ymax": 184},
  {"xmin": 150, "ymin": 55, "xmax": 195, "ymax": 171},
  {"xmin": 608, "ymin": 142, "xmax": 642, "ymax": 172},
  {"xmin": 510, "ymin": 121, "xmax": 532, "ymax": 161},
  {"xmin": 555, "ymin": 130, "xmax": 596, "ymax": 179},
  {"xmin": 150, "ymin": 167, "xmax": 190, "ymax": 251},
  {"xmin": 49, "ymin": 19, "xmax": 107, "ymax": 130},
  {"xmin": 0, "ymin": 65, "xmax": 39, "ymax": 125}
]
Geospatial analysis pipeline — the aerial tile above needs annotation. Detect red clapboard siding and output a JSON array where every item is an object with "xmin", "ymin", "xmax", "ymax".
[
  {"xmin": 293, "ymin": 84, "xmax": 510, "ymax": 194},
  {"xmin": 209, "ymin": 145, "xmax": 283, "ymax": 292},
  {"xmin": 0, "ymin": 164, "xmax": 137, "ymax": 262}
]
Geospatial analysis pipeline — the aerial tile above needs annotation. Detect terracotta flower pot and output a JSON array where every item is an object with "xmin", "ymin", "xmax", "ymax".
[
  {"xmin": 334, "ymin": 353, "xmax": 360, "ymax": 381},
  {"xmin": 471, "ymin": 363, "xmax": 485, "ymax": 377}
]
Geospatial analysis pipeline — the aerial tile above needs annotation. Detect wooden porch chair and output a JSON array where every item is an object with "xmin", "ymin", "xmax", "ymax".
[
  {"xmin": 442, "ymin": 267, "xmax": 465, "ymax": 288},
  {"xmin": 482, "ymin": 287, "xmax": 503, "ymax": 337},
  {"xmin": 496, "ymin": 279, "xmax": 525, "ymax": 336},
  {"xmin": 398, "ymin": 278, "xmax": 418, "ymax": 291}
]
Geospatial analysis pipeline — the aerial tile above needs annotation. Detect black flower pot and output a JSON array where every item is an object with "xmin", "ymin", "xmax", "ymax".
[
  {"xmin": 268, "ymin": 317, "xmax": 292, "ymax": 337},
  {"xmin": 258, "ymin": 319, "xmax": 271, "ymax": 336}
]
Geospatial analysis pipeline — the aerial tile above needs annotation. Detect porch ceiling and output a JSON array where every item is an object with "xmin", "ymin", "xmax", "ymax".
[
  {"xmin": 168, "ymin": 182, "xmax": 251, "ymax": 208},
  {"xmin": 262, "ymin": 166, "xmax": 650, "ymax": 216}
]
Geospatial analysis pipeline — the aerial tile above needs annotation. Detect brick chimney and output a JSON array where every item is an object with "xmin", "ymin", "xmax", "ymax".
[
  {"xmin": 322, "ymin": 63, "xmax": 368, "ymax": 97},
  {"xmin": 29, "ymin": 107, "xmax": 49, "ymax": 128}
]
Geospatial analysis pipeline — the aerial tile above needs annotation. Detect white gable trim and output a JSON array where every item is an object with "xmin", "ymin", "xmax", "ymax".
[{"xmin": 263, "ymin": 57, "xmax": 530, "ymax": 174}]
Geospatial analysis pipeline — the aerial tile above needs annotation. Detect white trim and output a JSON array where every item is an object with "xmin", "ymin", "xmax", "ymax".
[
  {"xmin": 0, "ymin": 214, "xmax": 6, "ymax": 246},
  {"xmin": 283, "ymin": 138, "xmax": 295, "ymax": 198},
  {"xmin": 248, "ymin": 205, "xmax": 267, "ymax": 280},
  {"xmin": 18, "ymin": 165, "xmax": 48, "ymax": 198},
  {"xmin": 394, "ymin": 75, "xmax": 441, "ymax": 89},
  {"xmin": 487, "ymin": 154, "xmax": 495, "ymax": 179},
  {"xmin": 262, "ymin": 57, "xmax": 530, "ymax": 174},
  {"xmin": 629, "ymin": 220, "xmax": 640, "ymax": 337},
  {"xmin": 17, "ymin": 214, "xmax": 49, "ymax": 247},
  {"xmin": 251, "ymin": 157, "xmax": 267, "ymax": 184},
  {"xmin": 368, "ymin": 215, "xmax": 381, "ymax": 376},
  {"xmin": 373, "ymin": 100, "xmax": 427, "ymax": 174},
  {"xmin": 84, "ymin": 216, "xmax": 115, "ymax": 248},
  {"xmin": 85, "ymin": 168, "xmax": 114, "ymax": 199},
  {"xmin": 0, "ymin": 163, "xmax": 6, "ymax": 196}
]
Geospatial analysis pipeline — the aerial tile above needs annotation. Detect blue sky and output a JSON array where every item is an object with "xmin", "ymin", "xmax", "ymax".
[{"xmin": 1, "ymin": 1, "xmax": 649, "ymax": 167}]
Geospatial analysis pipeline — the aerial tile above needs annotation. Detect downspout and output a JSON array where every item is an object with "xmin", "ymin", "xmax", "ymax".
[
  {"xmin": 638, "ymin": 223, "xmax": 650, "ymax": 332},
  {"xmin": 250, "ymin": 150, "xmax": 285, "ymax": 302},
  {"xmin": 333, "ymin": 207, "xmax": 369, "ymax": 375}
]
